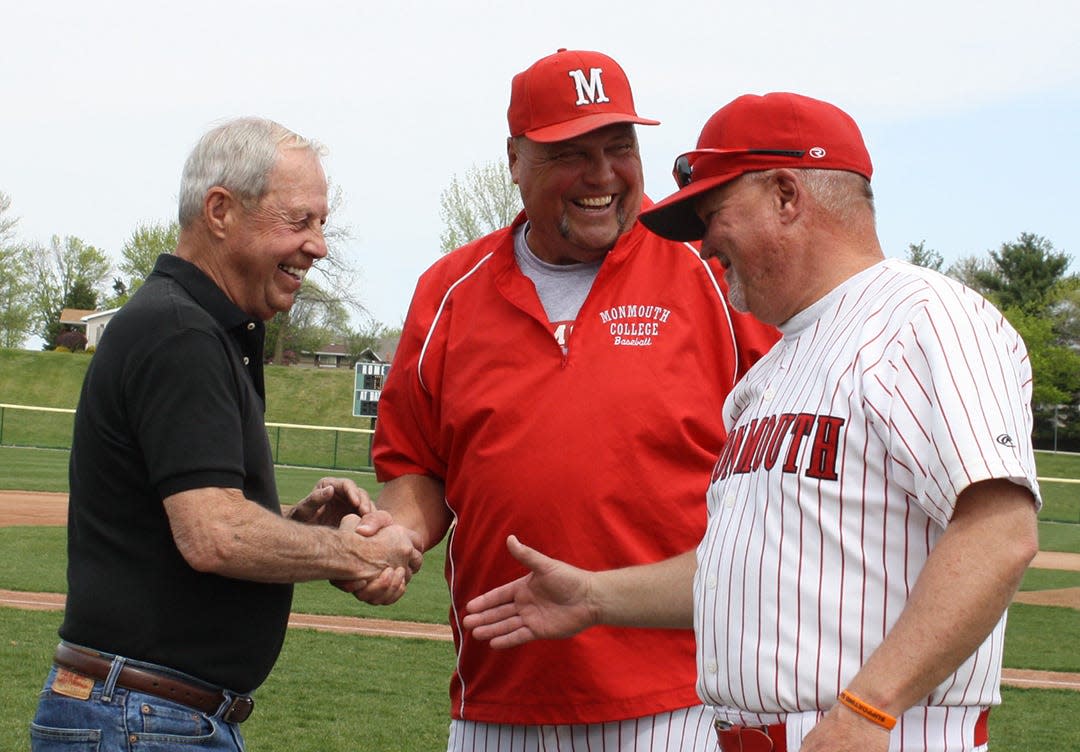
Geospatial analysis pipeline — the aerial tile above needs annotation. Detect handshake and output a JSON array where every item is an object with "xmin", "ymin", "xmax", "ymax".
[
  {"xmin": 330, "ymin": 510, "xmax": 424, "ymax": 605},
  {"xmin": 287, "ymin": 478, "xmax": 425, "ymax": 606}
]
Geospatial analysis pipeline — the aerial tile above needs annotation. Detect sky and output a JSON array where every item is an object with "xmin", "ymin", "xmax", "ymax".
[{"xmin": 3, "ymin": 0, "xmax": 1078, "ymax": 338}]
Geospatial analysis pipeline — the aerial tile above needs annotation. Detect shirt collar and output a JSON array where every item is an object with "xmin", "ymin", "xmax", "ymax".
[
  {"xmin": 149, "ymin": 253, "xmax": 261, "ymax": 334},
  {"xmin": 149, "ymin": 253, "xmax": 267, "ymax": 398}
]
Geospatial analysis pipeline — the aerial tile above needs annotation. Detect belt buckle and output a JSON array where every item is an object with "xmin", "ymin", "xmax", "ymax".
[{"xmin": 221, "ymin": 695, "xmax": 254, "ymax": 723}]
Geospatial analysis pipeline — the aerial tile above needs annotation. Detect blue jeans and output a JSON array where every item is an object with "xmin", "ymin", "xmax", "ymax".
[{"xmin": 30, "ymin": 660, "xmax": 246, "ymax": 751}]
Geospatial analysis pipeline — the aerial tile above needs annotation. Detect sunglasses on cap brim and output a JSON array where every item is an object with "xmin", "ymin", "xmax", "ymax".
[{"xmin": 672, "ymin": 148, "xmax": 806, "ymax": 189}]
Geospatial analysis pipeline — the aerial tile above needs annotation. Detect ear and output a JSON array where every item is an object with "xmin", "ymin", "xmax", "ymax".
[
  {"xmin": 507, "ymin": 137, "xmax": 521, "ymax": 185},
  {"xmin": 772, "ymin": 169, "xmax": 802, "ymax": 224},
  {"xmin": 203, "ymin": 187, "xmax": 236, "ymax": 240}
]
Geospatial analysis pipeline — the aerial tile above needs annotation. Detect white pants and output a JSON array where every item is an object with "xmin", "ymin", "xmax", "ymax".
[
  {"xmin": 447, "ymin": 705, "xmax": 715, "ymax": 751},
  {"xmin": 780, "ymin": 707, "xmax": 990, "ymax": 751}
]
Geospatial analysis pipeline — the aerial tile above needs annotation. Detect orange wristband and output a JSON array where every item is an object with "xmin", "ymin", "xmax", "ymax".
[{"xmin": 837, "ymin": 690, "xmax": 897, "ymax": 730}]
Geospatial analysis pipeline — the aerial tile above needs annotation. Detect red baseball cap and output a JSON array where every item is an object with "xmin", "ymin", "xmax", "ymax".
[
  {"xmin": 639, "ymin": 92, "xmax": 873, "ymax": 241},
  {"xmin": 508, "ymin": 49, "xmax": 660, "ymax": 142}
]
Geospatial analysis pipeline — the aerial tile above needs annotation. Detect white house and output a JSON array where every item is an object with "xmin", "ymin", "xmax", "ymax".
[
  {"xmin": 59, "ymin": 307, "xmax": 121, "ymax": 349},
  {"xmin": 82, "ymin": 309, "xmax": 120, "ymax": 348}
]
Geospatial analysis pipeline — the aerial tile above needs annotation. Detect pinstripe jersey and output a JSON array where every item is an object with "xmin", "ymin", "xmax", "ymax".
[{"xmin": 695, "ymin": 259, "xmax": 1041, "ymax": 740}]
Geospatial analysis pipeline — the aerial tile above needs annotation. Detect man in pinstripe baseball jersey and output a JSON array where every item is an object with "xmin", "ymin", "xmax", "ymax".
[{"xmin": 463, "ymin": 93, "xmax": 1041, "ymax": 752}]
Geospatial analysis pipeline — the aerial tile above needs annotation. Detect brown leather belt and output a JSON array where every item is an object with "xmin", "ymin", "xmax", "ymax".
[
  {"xmin": 715, "ymin": 720, "xmax": 787, "ymax": 752},
  {"xmin": 52, "ymin": 642, "xmax": 254, "ymax": 723}
]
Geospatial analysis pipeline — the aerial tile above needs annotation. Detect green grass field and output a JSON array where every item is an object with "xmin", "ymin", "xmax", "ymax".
[
  {"xmin": 2, "ymin": 471, "xmax": 1077, "ymax": 751},
  {"xmin": 0, "ymin": 350, "xmax": 90, "ymax": 409},
  {"xmin": 2, "ymin": 348, "xmax": 1078, "ymax": 750}
]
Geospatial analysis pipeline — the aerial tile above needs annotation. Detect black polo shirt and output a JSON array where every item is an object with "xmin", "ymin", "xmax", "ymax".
[{"xmin": 60, "ymin": 254, "xmax": 291, "ymax": 693}]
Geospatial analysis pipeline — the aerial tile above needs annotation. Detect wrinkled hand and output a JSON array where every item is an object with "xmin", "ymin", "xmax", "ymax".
[
  {"xmin": 287, "ymin": 477, "xmax": 373, "ymax": 526},
  {"xmin": 461, "ymin": 535, "xmax": 597, "ymax": 649},
  {"xmin": 798, "ymin": 703, "xmax": 891, "ymax": 752},
  {"xmin": 331, "ymin": 513, "xmax": 424, "ymax": 605}
]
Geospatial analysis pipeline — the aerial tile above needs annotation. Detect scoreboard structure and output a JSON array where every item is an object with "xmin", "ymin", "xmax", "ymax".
[{"xmin": 353, "ymin": 362, "xmax": 391, "ymax": 418}]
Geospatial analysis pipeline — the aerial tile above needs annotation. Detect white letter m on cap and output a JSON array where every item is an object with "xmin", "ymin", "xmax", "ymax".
[{"xmin": 568, "ymin": 68, "xmax": 610, "ymax": 105}]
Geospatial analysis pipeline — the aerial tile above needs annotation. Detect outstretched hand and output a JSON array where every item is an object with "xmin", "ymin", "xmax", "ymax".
[{"xmin": 461, "ymin": 535, "xmax": 598, "ymax": 649}]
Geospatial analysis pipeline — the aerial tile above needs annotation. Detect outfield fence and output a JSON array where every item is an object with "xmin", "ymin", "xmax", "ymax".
[
  {"xmin": 266, "ymin": 421, "xmax": 375, "ymax": 471},
  {"xmin": 0, "ymin": 403, "xmax": 376, "ymax": 472}
]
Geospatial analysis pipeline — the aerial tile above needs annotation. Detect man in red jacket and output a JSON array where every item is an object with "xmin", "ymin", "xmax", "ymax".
[{"xmin": 366, "ymin": 49, "xmax": 777, "ymax": 751}]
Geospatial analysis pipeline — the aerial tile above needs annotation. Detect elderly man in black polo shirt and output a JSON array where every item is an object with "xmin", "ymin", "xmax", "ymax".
[{"xmin": 29, "ymin": 117, "xmax": 422, "ymax": 752}]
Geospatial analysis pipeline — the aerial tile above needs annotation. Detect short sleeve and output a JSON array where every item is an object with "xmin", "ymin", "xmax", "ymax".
[
  {"xmin": 875, "ymin": 293, "xmax": 1039, "ymax": 527},
  {"xmin": 126, "ymin": 329, "xmax": 248, "ymax": 497}
]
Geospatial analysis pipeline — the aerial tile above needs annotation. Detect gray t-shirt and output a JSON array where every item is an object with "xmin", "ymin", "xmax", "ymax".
[{"xmin": 514, "ymin": 222, "xmax": 601, "ymax": 325}]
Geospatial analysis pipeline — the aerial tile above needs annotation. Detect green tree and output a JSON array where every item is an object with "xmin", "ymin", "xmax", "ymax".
[
  {"xmin": 108, "ymin": 220, "xmax": 179, "ymax": 305},
  {"xmin": 970, "ymin": 233, "xmax": 1072, "ymax": 315},
  {"xmin": 905, "ymin": 240, "xmax": 944, "ymax": 271},
  {"xmin": 265, "ymin": 278, "xmax": 354, "ymax": 361},
  {"xmin": 438, "ymin": 159, "xmax": 522, "ymax": 253},
  {"xmin": 342, "ymin": 320, "xmax": 400, "ymax": 361},
  {"xmin": 1054, "ymin": 276, "xmax": 1080, "ymax": 347},
  {"xmin": 28, "ymin": 235, "xmax": 112, "ymax": 348},
  {"xmin": 1006, "ymin": 307, "xmax": 1080, "ymax": 408},
  {"xmin": 1007, "ymin": 305, "xmax": 1080, "ymax": 446},
  {"xmin": 0, "ymin": 191, "xmax": 17, "ymax": 243},
  {"xmin": 0, "ymin": 192, "xmax": 36, "ymax": 348},
  {"xmin": 0, "ymin": 244, "xmax": 35, "ymax": 348},
  {"xmin": 41, "ymin": 277, "xmax": 102, "ymax": 351},
  {"xmin": 945, "ymin": 255, "xmax": 992, "ymax": 288}
]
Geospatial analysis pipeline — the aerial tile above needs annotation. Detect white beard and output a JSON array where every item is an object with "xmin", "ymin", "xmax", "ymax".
[{"xmin": 725, "ymin": 269, "xmax": 748, "ymax": 313}]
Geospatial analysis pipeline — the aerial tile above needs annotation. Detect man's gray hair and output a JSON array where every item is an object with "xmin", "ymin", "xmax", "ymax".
[
  {"xmin": 798, "ymin": 169, "xmax": 875, "ymax": 222},
  {"xmin": 178, "ymin": 117, "xmax": 325, "ymax": 228},
  {"xmin": 746, "ymin": 168, "xmax": 875, "ymax": 223}
]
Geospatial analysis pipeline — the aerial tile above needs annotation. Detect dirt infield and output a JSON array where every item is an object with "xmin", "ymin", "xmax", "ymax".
[
  {"xmin": 0, "ymin": 491, "xmax": 69, "ymax": 526},
  {"xmin": 0, "ymin": 588, "xmax": 452, "ymax": 641},
  {"xmin": 1, "ymin": 491, "xmax": 1075, "ymax": 691}
]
